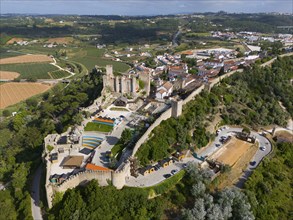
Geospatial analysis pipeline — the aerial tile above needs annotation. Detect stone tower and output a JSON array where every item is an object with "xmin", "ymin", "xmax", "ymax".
[{"xmin": 171, "ymin": 99, "xmax": 183, "ymax": 118}]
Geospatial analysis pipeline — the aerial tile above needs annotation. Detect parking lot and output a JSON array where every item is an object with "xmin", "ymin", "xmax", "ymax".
[{"xmin": 125, "ymin": 157, "xmax": 198, "ymax": 187}]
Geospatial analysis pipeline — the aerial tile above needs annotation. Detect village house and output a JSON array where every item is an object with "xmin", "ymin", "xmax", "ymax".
[
  {"xmin": 156, "ymin": 81, "xmax": 173, "ymax": 100},
  {"xmin": 168, "ymin": 64, "xmax": 188, "ymax": 80}
]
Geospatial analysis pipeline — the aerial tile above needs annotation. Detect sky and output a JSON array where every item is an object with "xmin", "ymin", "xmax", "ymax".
[{"xmin": 1, "ymin": 0, "xmax": 293, "ymax": 15}]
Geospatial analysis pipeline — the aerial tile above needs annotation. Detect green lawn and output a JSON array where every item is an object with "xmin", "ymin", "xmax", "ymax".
[
  {"xmin": 110, "ymin": 107, "xmax": 129, "ymax": 112},
  {"xmin": 0, "ymin": 63, "xmax": 58, "ymax": 79},
  {"xmin": 84, "ymin": 122, "xmax": 113, "ymax": 133},
  {"xmin": 49, "ymin": 70, "xmax": 71, "ymax": 79}
]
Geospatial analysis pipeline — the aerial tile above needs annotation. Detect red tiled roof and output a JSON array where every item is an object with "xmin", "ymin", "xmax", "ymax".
[
  {"xmin": 85, "ymin": 163, "xmax": 112, "ymax": 171},
  {"xmin": 163, "ymin": 81, "xmax": 173, "ymax": 90}
]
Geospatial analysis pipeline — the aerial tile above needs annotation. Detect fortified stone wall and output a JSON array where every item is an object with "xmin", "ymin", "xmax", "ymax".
[
  {"xmin": 132, "ymin": 69, "xmax": 243, "ymax": 157},
  {"xmin": 53, "ymin": 170, "xmax": 112, "ymax": 192},
  {"xmin": 182, "ymin": 85, "xmax": 205, "ymax": 105},
  {"xmin": 132, "ymin": 108, "xmax": 172, "ymax": 156},
  {"xmin": 45, "ymin": 155, "xmax": 54, "ymax": 208}
]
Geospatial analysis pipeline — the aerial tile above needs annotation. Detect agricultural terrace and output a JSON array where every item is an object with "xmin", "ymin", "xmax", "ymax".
[
  {"xmin": 0, "ymin": 54, "xmax": 53, "ymax": 64},
  {"xmin": 0, "ymin": 63, "xmax": 58, "ymax": 79},
  {"xmin": 71, "ymin": 47, "xmax": 130, "ymax": 73},
  {"xmin": 0, "ymin": 71, "xmax": 20, "ymax": 80},
  {"xmin": 0, "ymin": 82, "xmax": 51, "ymax": 109}
]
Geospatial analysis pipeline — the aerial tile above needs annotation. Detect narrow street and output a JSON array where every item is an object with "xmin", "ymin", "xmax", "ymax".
[{"xmin": 31, "ymin": 165, "xmax": 43, "ymax": 220}]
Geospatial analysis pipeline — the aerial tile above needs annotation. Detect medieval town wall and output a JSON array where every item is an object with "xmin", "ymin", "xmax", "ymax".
[
  {"xmin": 45, "ymin": 69, "xmax": 243, "ymax": 208},
  {"xmin": 53, "ymin": 170, "xmax": 112, "ymax": 193}
]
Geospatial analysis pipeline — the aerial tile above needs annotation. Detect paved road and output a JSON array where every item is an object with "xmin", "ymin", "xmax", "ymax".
[
  {"xmin": 126, "ymin": 157, "xmax": 200, "ymax": 187},
  {"xmin": 31, "ymin": 165, "xmax": 43, "ymax": 220},
  {"xmin": 91, "ymin": 110, "xmax": 133, "ymax": 167}
]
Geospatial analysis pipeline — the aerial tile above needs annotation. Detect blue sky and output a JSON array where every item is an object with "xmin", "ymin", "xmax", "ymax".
[{"xmin": 1, "ymin": 0, "xmax": 292, "ymax": 15}]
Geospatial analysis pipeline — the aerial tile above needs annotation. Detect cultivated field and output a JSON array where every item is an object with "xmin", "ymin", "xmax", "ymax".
[
  {"xmin": 0, "ymin": 63, "xmax": 58, "ymax": 79},
  {"xmin": 46, "ymin": 37, "xmax": 74, "ymax": 44},
  {"xmin": 48, "ymin": 70, "xmax": 71, "ymax": 79},
  {"xmin": 210, "ymin": 137, "xmax": 253, "ymax": 166},
  {"xmin": 0, "ymin": 71, "xmax": 20, "ymax": 80},
  {"xmin": 0, "ymin": 82, "xmax": 51, "ymax": 109},
  {"xmin": 0, "ymin": 54, "xmax": 53, "ymax": 64},
  {"xmin": 6, "ymin": 37, "xmax": 24, "ymax": 45},
  {"xmin": 0, "ymin": 48, "xmax": 24, "ymax": 59}
]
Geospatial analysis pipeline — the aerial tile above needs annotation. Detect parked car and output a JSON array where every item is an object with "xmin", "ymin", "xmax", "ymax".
[
  {"xmin": 250, "ymin": 161, "xmax": 257, "ymax": 166},
  {"xmin": 163, "ymin": 174, "xmax": 172, "ymax": 179},
  {"xmin": 171, "ymin": 169, "xmax": 178, "ymax": 175},
  {"xmin": 154, "ymin": 164, "xmax": 160, "ymax": 171},
  {"xmin": 182, "ymin": 163, "xmax": 187, "ymax": 168},
  {"xmin": 215, "ymin": 143, "xmax": 221, "ymax": 147},
  {"xmin": 260, "ymin": 146, "xmax": 266, "ymax": 151}
]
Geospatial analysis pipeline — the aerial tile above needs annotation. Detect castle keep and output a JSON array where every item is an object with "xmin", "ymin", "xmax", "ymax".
[{"xmin": 103, "ymin": 65, "xmax": 137, "ymax": 96}]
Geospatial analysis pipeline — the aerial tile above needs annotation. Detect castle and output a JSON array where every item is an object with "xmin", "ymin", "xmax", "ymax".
[{"xmin": 102, "ymin": 65, "xmax": 150, "ymax": 97}]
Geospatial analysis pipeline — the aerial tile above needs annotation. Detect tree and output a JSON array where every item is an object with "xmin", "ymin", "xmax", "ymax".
[
  {"xmin": 26, "ymin": 77, "xmax": 37, "ymax": 82},
  {"xmin": 120, "ymin": 128, "xmax": 132, "ymax": 146},
  {"xmin": 242, "ymin": 126, "xmax": 251, "ymax": 135},
  {"xmin": 0, "ymin": 191, "xmax": 17, "ymax": 220},
  {"xmin": 2, "ymin": 109, "xmax": 11, "ymax": 117},
  {"xmin": 26, "ymin": 98, "xmax": 38, "ymax": 108}
]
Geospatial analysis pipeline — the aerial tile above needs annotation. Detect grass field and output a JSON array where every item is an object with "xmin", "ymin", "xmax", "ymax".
[
  {"xmin": 0, "ymin": 48, "xmax": 25, "ymax": 59},
  {"xmin": 49, "ymin": 70, "xmax": 71, "ymax": 79},
  {"xmin": 71, "ymin": 47, "xmax": 130, "ymax": 73},
  {"xmin": 0, "ymin": 63, "xmax": 58, "ymax": 79},
  {"xmin": 84, "ymin": 122, "xmax": 113, "ymax": 133},
  {"xmin": 0, "ymin": 82, "xmax": 51, "ymax": 109}
]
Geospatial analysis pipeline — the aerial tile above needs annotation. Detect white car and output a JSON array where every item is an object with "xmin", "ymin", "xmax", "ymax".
[{"xmin": 260, "ymin": 146, "xmax": 266, "ymax": 151}]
